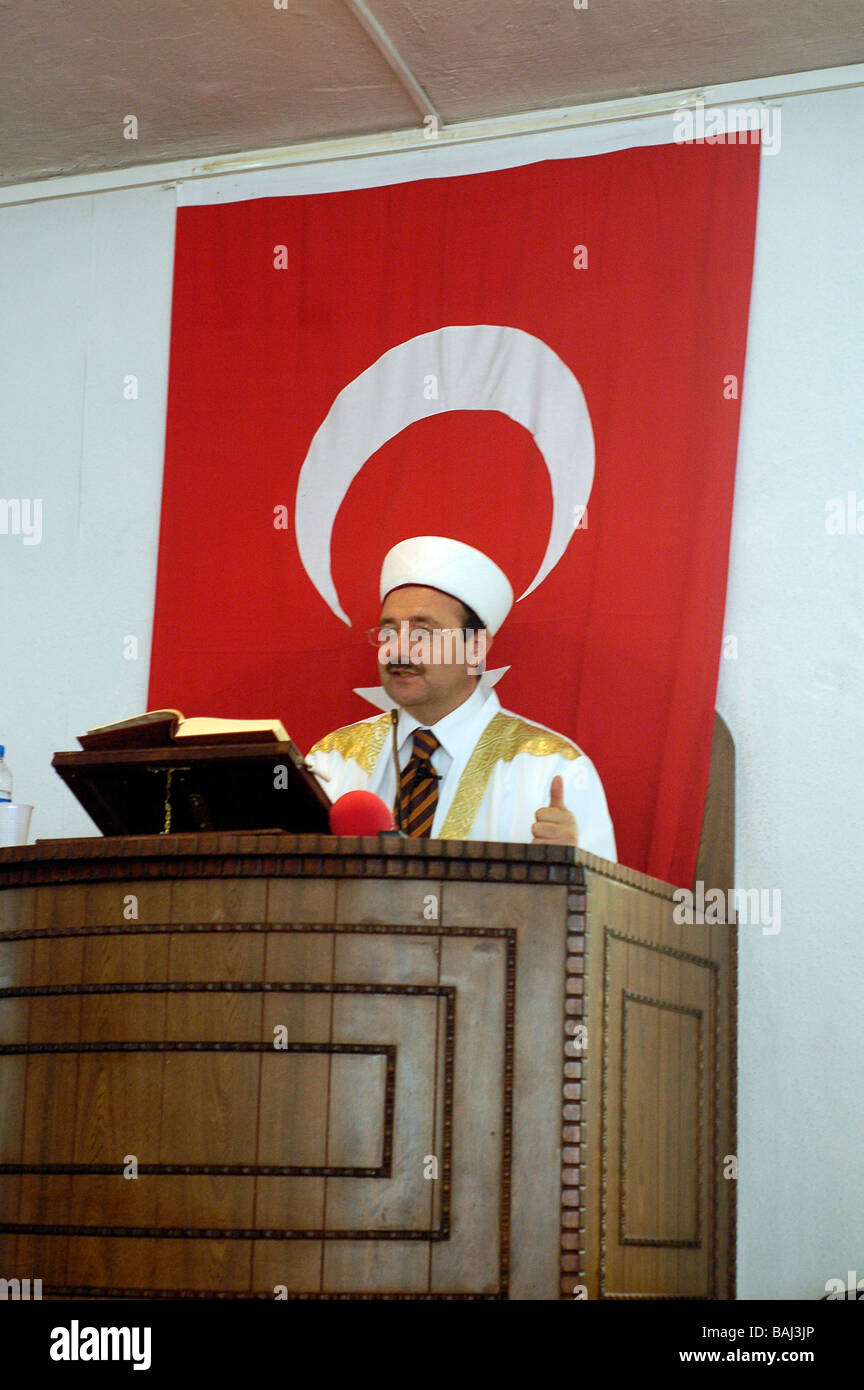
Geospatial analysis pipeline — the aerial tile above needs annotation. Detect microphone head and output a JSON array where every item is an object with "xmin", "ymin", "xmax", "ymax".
[{"xmin": 329, "ymin": 790, "xmax": 396, "ymax": 836}]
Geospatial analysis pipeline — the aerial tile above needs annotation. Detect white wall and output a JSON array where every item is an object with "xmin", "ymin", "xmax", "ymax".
[
  {"xmin": 718, "ymin": 85, "xmax": 864, "ymax": 1299},
  {"xmin": 1, "ymin": 84, "xmax": 862, "ymax": 1300},
  {"xmin": 0, "ymin": 187, "xmax": 176, "ymax": 836}
]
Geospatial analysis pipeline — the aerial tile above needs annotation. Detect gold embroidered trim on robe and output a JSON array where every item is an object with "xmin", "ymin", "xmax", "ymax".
[
  {"xmin": 439, "ymin": 712, "xmax": 581, "ymax": 840},
  {"xmin": 308, "ymin": 715, "xmax": 391, "ymax": 774}
]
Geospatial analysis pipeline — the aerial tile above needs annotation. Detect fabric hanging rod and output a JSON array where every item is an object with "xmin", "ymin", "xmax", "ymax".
[{"xmin": 1, "ymin": 61, "xmax": 862, "ymax": 209}]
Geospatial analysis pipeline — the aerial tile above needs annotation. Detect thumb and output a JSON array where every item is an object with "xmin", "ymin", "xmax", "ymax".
[{"xmin": 549, "ymin": 775, "xmax": 565, "ymax": 808}]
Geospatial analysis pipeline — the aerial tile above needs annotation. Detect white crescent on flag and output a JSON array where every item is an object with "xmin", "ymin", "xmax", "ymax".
[{"xmin": 294, "ymin": 323, "xmax": 595, "ymax": 625}]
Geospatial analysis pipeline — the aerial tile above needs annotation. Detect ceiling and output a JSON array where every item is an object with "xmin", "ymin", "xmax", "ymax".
[{"xmin": 1, "ymin": 0, "xmax": 862, "ymax": 187}]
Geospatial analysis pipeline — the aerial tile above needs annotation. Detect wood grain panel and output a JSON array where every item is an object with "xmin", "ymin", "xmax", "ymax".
[
  {"xmin": 621, "ymin": 995, "xmax": 701, "ymax": 1245},
  {"xmin": 0, "ymin": 887, "xmax": 35, "ymax": 932},
  {"xmin": 306, "ymin": 929, "xmax": 441, "ymax": 1293},
  {"xmin": 263, "ymin": 929, "xmax": 333, "ymax": 988},
  {"xmin": 0, "ymin": 833, "xmax": 735, "ymax": 1299},
  {"xmin": 442, "ymin": 881, "xmax": 565, "ymax": 931},
  {"xmin": 254, "ymin": 928, "xmax": 333, "ymax": 1290},
  {"xmin": 257, "ymin": 1047, "xmax": 331, "ymax": 1169},
  {"xmin": 78, "ymin": 1237, "xmax": 256, "ymax": 1293},
  {"xmin": 253, "ymin": 1236, "xmax": 325, "ymax": 1296},
  {"xmin": 170, "ymin": 877, "xmax": 266, "ymax": 924},
  {"xmin": 266, "ymin": 877, "xmax": 336, "ymax": 923},
  {"xmin": 430, "ymin": 934, "xmax": 507, "ymax": 1296},
  {"xmin": 453, "ymin": 886, "xmax": 566, "ymax": 1301},
  {"xmin": 335, "ymin": 879, "xmax": 437, "ymax": 927},
  {"xmin": 33, "ymin": 884, "xmax": 89, "ymax": 931},
  {"xmin": 18, "ymin": 886, "xmax": 88, "ymax": 1287},
  {"xmin": 0, "ymin": 933, "xmax": 30, "ymax": 1270},
  {"xmin": 84, "ymin": 881, "xmax": 172, "ymax": 928},
  {"xmin": 327, "ymin": 996, "xmax": 433, "ymax": 1224},
  {"xmin": 580, "ymin": 860, "xmax": 731, "ymax": 1300}
]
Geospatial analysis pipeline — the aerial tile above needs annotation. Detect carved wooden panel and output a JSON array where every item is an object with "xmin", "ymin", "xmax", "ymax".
[
  {"xmin": 0, "ymin": 834, "xmax": 735, "ymax": 1300},
  {"xmin": 579, "ymin": 859, "xmax": 734, "ymax": 1300},
  {"xmin": 0, "ymin": 844, "xmax": 576, "ymax": 1299}
]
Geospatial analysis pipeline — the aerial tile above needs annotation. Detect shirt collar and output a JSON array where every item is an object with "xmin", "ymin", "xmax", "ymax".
[{"xmin": 397, "ymin": 682, "xmax": 497, "ymax": 760}]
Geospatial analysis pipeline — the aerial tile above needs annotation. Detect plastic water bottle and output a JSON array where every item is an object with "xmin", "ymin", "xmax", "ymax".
[{"xmin": 0, "ymin": 746, "xmax": 12, "ymax": 802}]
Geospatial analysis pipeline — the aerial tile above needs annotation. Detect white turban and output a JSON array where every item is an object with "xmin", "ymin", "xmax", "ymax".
[{"xmin": 380, "ymin": 535, "xmax": 514, "ymax": 634}]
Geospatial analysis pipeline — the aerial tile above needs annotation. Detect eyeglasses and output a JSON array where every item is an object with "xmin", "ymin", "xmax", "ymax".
[
  {"xmin": 365, "ymin": 625, "xmax": 470, "ymax": 647},
  {"xmin": 365, "ymin": 623, "xmax": 488, "ymax": 667}
]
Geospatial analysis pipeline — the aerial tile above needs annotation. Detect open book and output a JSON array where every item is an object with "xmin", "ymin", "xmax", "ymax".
[{"xmin": 78, "ymin": 709, "xmax": 290, "ymax": 752}]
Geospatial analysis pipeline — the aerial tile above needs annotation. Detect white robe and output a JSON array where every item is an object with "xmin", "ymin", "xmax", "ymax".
[{"xmin": 305, "ymin": 684, "xmax": 617, "ymax": 861}]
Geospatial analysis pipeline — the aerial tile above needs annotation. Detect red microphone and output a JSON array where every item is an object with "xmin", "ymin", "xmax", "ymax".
[{"xmin": 329, "ymin": 790, "xmax": 398, "ymax": 836}]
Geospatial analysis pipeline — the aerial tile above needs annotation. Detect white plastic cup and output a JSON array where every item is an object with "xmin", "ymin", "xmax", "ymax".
[{"xmin": 0, "ymin": 803, "xmax": 33, "ymax": 848}]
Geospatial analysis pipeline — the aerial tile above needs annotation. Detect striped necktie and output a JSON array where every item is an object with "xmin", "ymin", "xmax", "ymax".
[{"xmin": 399, "ymin": 729, "xmax": 440, "ymax": 837}]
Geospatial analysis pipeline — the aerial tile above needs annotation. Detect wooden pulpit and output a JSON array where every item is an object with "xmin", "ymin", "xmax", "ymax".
[{"xmin": 0, "ymin": 829, "xmax": 735, "ymax": 1299}]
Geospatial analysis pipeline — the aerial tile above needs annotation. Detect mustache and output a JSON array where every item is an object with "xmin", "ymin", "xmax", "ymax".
[{"xmin": 386, "ymin": 662, "xmax": 423, "ymax": 672}]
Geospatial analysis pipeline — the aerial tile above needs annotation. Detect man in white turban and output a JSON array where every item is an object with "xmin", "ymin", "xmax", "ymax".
[{"xmin": 305, "ymin": 536, "xmax": 616, "ymax": 859}]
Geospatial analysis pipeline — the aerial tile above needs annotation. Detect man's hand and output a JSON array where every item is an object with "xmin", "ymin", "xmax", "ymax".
[{"xmin": 531, "ymin": 775, "xmax": 579, "ymax": 847}]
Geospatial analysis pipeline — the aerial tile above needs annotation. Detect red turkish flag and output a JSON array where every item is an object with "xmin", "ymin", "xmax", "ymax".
[{"xmin": 149, "ymin": 143, "xmax": 760, "ymax": 886}]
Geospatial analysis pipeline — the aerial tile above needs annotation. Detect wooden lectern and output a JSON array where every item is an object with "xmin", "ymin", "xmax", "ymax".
[{"xmin": 0, "ymin": 827, "xmax": 735, "ymax": 1300}]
